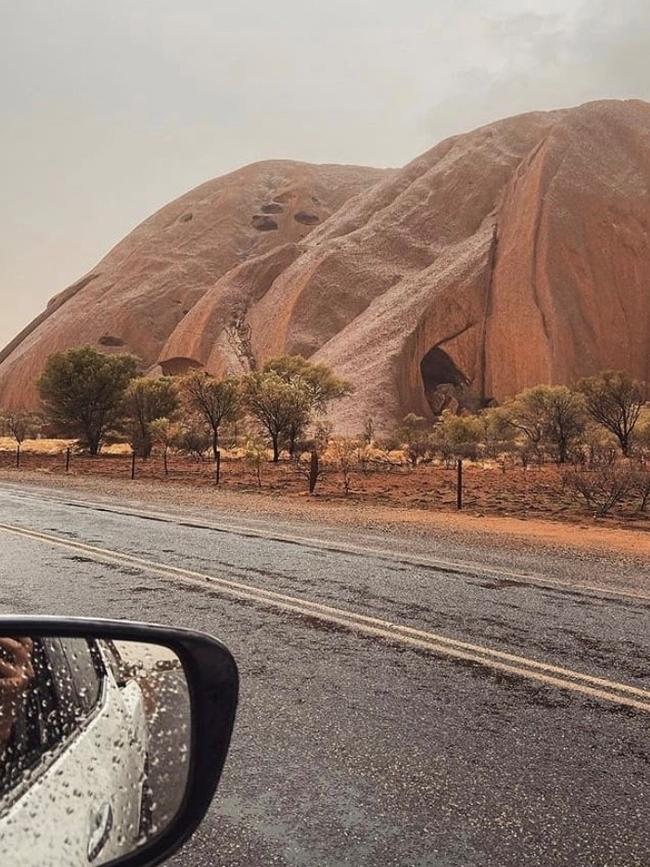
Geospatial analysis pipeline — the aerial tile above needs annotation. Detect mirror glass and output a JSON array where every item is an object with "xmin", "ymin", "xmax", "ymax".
[{"xmin": 0, "ymin": 635, "xmax": 191, "ymax": 865}]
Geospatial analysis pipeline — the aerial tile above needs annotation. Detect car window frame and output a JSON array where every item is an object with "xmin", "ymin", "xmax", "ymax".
[{"xmin": 56, "ymin": 637, "xmax": 106, "ymax": 722}]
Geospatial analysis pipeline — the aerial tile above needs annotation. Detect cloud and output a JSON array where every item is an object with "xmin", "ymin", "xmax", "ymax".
[{"xmin": 424, "ymin": 0, "xmax": 650, "ymax": 141}]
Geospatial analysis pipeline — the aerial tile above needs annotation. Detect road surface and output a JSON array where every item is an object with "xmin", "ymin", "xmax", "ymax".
[{"xmin": 0, "ymin": 482, "xmax": 648, "ymax": 866}]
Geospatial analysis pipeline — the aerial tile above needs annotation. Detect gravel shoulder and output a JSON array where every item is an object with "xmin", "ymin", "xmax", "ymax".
[{"xmin": 1, "ymin": 467, "xmax": 649, "ymax": 568}]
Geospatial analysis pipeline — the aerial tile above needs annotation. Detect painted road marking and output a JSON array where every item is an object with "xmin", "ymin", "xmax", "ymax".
[
  {"xmin": 1, "ymin": 484, "xmax": 648, "ymax": 603},
  {"xmin": 1, "ymin": 520, "xmax": 649, "ymax": 713}
]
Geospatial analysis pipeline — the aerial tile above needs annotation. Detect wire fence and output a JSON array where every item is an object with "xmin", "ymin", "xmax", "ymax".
[{"xmin": 1, "ymin": 445, "xmax": 648, "ymax": 523}]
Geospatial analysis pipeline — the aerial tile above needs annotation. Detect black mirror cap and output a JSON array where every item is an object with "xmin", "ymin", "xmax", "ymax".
[{"xmin": 0, "ymin": 616, "xmax": 239, "ymax": 867}]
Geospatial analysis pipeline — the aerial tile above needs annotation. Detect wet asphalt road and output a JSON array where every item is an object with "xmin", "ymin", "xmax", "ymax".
[{"xmin": 0, "ymin": 484, "xmax": 648, "ymax": 866}]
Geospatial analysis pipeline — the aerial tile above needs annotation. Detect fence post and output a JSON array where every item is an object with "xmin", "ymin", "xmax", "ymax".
[
  {"xmin": 131, "ymin": 451, "xmax": 136, "ymax": 480},
  {"xmin": 215, "ymin": 449, "xmax": 221, "ymax": 486},
  {"xmin": 65, "ymin": 448, "xmax": 71, "ymax": 473},
  {"xmin": 16, "ymin": 444, "xmax": 20, "ymax": 469},
  {"xmin": 456, "ymin": 459, "xmax": 463, "ymax": 510},
  {"xmin": 309, "ymin": 449, "xmax": 319, "ymax": 494}
]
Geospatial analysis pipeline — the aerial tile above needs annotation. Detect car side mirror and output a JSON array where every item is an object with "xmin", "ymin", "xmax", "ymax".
[{"xmin": 0, "ymin": 617, "xmax": 238, "ymax": 867}]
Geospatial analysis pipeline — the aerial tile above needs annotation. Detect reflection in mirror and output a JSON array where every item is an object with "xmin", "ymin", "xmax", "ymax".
[{"xmin": 0, "ymin": 635, "xmax": 191, "ymax": 866}]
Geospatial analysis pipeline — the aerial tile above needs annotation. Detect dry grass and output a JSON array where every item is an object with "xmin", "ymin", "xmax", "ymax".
[
  {"xmin": 0, "ymin": 437, "xmax": 133, "ymax": 456},
  {"xmin": 0, "ymin": 436, "xmax": 71, "ymax": 455}
]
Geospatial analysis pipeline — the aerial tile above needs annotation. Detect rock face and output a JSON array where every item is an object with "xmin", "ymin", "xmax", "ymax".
[
  {"xmin": 0, "ymin": 160, "xmax": 387, "ymax": 397},
  {"xmin": 2, "ymin": 100, "xmax": 650, "ymax": 432}
]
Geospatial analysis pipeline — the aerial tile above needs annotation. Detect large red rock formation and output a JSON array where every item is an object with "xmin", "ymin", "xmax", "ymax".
[
  {"xmin": 2, "ymin": 100, "xmax": 650, "ymax": 432},
  {"xmin": 0, "ymin": 160, "xmax": 387, "ymax": 400}
]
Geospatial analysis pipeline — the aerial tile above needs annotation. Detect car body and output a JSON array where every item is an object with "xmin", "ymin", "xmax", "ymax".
[{"xmin": 0, "ymin": 636, "xmax": 149, "ymax": 865}]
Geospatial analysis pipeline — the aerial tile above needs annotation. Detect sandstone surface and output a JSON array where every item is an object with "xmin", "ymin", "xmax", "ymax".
[
  {"xmin": 2, "ymin": 100, "xmax": 649, "ymax": 432},
  {"xmin": 0, "ymin": 160, "xmax": 386, "ymax": 398}
]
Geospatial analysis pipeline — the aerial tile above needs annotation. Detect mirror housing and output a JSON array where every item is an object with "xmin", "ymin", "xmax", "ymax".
[{"xmin": 0, "ymin": 616, "xmax": 238, "ymax": 867}]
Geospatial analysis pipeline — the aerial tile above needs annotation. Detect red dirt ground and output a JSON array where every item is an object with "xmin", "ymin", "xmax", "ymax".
[{"xmin": 1, "ymin": 448, "xmax": 648, "ymax": 533}]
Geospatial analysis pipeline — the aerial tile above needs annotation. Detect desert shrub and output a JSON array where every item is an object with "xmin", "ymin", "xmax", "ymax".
[
  {"xmin": 327, "ymin": 438, "xmax": 359, "ymax": 495},
  {"xmin": 581, "ymin": 422, "xmax": 619, "ymax": 468},
  {"xmin": 355, "ymin": 442, "xmax": 374, "ymax": 474},
  {"xmin": 562, "ymin": 463, "xmax": 634, "ymax": 516},
  {"xmin": 495, "ymin": 452, "xmax": 517, "ymax": 474},
  {"xmin": 358, "ymin": 443, "xmax": 403, "ymax": 470},
  {"xmin": 633, "ymin": 412, "xmax": 650, "ymax": 462},
  {"xmin": 630, "ymin": 464, "xmax": 650, "ymax": 512},
  {"xmin": 479, "ymin": 407, "xmax": 517, "ymax": 463},
  {"xmin": 0, "ymin": 409, "xmax": 42, "ymax": 445},
  {"xmin": 376, "ymin": 432, "xmax": 402, "ymax": 453},
  {"xmin": 243, "ymin": 437, "xmax": 267, "ymax": 487},
  {"xmin": 219, "ymin": 419, "xmax": 244, "ymax": 449},
  {"xmin": 428, "ymin": 410, "xmax": 481, "ymax": 465},
  {"xmin": 515, "ymin": 442, "xmax": 537, "ymax": 470},
  {"xmin": 361, "ymin": 416, "xmax": 375, "ymax": 445},
  {"xmin": 576, "ymin": 370, "xmax": 645, "ymax": 457},
  {"xmin": 396, "ymin": 413, "xmax": 430, "ymax": 466},
  {"xmin": 313, "ymin": 419, "xmax": 333, "ymax": 452},
  {"xmin": 149, "ymin": 417, "xmax": 183, "ymax": 475},
  {"xmin": 0, "ymin": 409, "xmax": 43, "ymax": 466},
  {"xmin": 176, "ymin": 417, "xmax": 211, "ymax": 460},
  {"xmin": 502, "ymin": 385, "xmax": 586, "ymax": 464}
]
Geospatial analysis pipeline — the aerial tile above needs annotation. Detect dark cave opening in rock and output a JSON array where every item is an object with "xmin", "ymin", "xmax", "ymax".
[
  {"xmin": 420, "ymin": 346, "xmax": 469, "ymax": 414},
  {"xmin": 160, "ymin": 357, "xmax": 203, "ymax": 376}
]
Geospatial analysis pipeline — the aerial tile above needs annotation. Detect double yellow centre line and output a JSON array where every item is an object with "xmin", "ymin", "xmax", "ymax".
[{"xmin": 2, "ymin": 521, "xmax": 649, "ymax": 713}]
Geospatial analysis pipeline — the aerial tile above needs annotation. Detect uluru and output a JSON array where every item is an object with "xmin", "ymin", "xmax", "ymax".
[{"xmin": 1, "ymin": 99, "xmax": 649, "ymax": 432}]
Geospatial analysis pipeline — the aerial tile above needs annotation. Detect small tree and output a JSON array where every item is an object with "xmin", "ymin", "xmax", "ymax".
[
  {"xmin": 576, "ymin": 370, "xmax": 644, "ymax": 457},
  {"xmin": 398, "ymin": 413, "xmax": 430, "ymax": 466},
  {"xmin": 243, "ymin": 437, "xmax": 267, "ymax": 487},
  {"xmin": 582, "ymin": 422, "xmax": 619, "ymax": 468},
  {"xmin": 261, "ymin": 356, "xmax": 352, "ymax": 456},
  {"xmin": 634, "ymin": 415, "xmax": 650, "ymax": 463},
  {"xmin": 479, "ymin": 408, "xmax": 517, "ymax": 463},
  {"xmin": 263, "ymin": 356, "xmax": 351, "ymax": 409},
  {"xmin": 38, "ymin": 346, "xmax": 138, "ymax": 455},
  {"xmin": 502, "ymin": 385, "xmax": 586, "ymax": 464},
  {"xmin": 431, "ymin": 411, "xmax": 482, "ymax": 463},
  {"xmin": 328, "ymin": 438, "xmax": 358, "ymax": 495},
  {"xmin": 150, "ymin": 417, "xmax": 182, "ymax": 476},
  {"xmin": 0, "ymin": 410, "xmax": 42, "ymax": 467},
  {"xmin": 125, "ymin": 377, "xmax": 179, "ymax": 458},
  {"xmin": 361, "ymin": 416, "xmax": 375, "ymax": 446},
  {"xmin": 242, "ymin": 370, "xmax": 310, "ymax": 462},
  {"xmin": 182, "ymin": 371, "xmax": 241, "ymax": 462}
]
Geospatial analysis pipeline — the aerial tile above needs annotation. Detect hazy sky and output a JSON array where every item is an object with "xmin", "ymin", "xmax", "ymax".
[{"xmin": 2, "ymin": 0, "xmax": 649, "ymax": 347}]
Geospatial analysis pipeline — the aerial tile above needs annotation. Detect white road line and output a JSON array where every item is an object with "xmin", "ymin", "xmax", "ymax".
[{"xmin": 1, "ymin": 520, "xmax": 649, "ymax": 713}]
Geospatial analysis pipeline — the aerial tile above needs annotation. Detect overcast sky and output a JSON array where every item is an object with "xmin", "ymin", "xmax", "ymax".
[{"xmin": 1, "ymin": 0, "xmax": 649, "ymax": 347}]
